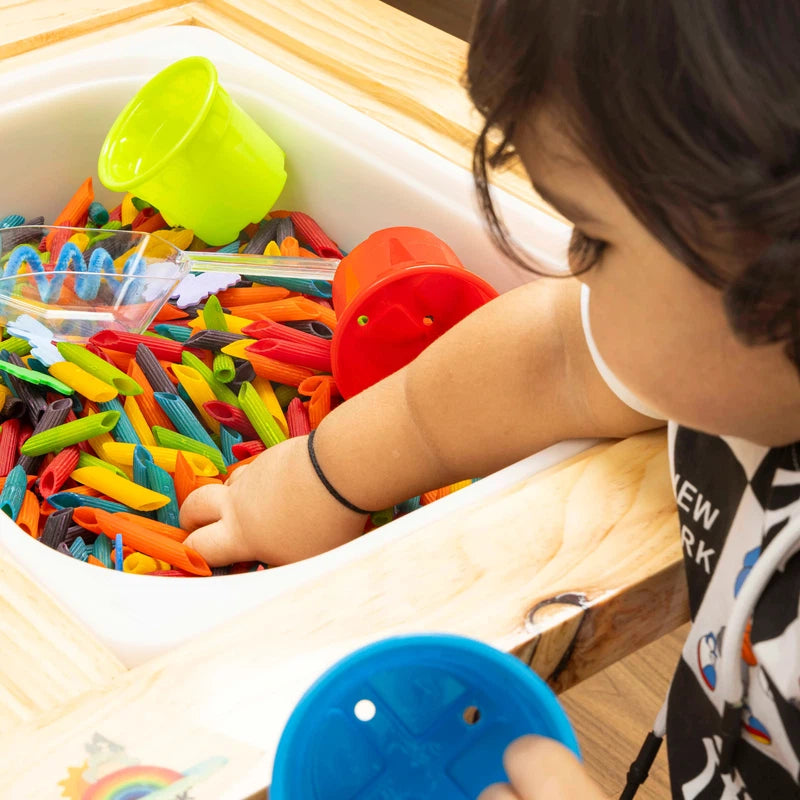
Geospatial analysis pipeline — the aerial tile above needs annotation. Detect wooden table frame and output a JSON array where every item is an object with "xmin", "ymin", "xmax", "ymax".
[{"xmin": 0, "ymin": 2, "xmax": 687, "ymax": 796}]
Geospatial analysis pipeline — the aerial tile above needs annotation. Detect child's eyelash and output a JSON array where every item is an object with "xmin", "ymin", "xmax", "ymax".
[{"xmin": 568, "ymin": 229, "xmax": 607, "ymax": 271}]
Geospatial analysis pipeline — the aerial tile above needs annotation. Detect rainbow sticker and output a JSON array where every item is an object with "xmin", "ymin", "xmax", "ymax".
[{"xmin": 81, "ymin": 765, "xmax": 183, "ymax": 800}]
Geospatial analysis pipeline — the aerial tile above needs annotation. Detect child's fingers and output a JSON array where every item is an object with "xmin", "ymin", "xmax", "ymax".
[
  {"xmin": 179, "ymin": 483, "xmax": 228, "ymax": 530},
  {"xmin": 183, "ymin": 520, "xmax": 245, "ymax": 567},
  {"xmin": 477, "ymin": 783, "xmax": 521, "ymax": 800},
  {"xmin": 503, "ymin": 736, "xmax": 603, "ymax": 800}
]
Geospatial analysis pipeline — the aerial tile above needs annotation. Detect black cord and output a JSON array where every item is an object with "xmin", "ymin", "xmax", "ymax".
[
  {"xmin": 307, "ymin": 429, "xmax": 372, "ymax": 515},
  {"xmin": 619, "ymin": 731, "xmax": 664, "ymax": 800}
]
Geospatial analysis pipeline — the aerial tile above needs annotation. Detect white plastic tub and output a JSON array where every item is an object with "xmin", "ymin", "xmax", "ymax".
[{"xmin": 0, "ymin": 26, "xmax": 584, "ymax": 667}]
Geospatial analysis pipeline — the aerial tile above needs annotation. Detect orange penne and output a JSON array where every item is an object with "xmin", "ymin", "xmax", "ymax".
[
  {"xmin": 174, "ymin": 451, "xmax": 222, "ymax": 505},
  {"xmin": 226, "ymin": 297, "xmax": 324, "ymax": 323},
  {"xmin": 308, "ymin": 378, "xmax": 331, "ymax": 431},
  {"xmin": 126, "ymin": 360, "xmax": 174, "ymax": 430},
  {"xmin": 226, "ymin": 453, "xmax": 260, "ymax": 476},
  {"xmin": 279, "ymin": 236, "xmax": 300, "ymax": 256},
  {"xmin": 72, "ymin": 507, "xmax": 210, "ymax": 576},
  {"xmin": 215, "ymin": 286, "xmax": 291, "ymax": 306},
  {"xmin": 17, "ymin": 490, "xmax": 40, "ymax": 537},
  {"xmin": 247, "ymin": 353, "xmax": 314, "ymax": 387}
]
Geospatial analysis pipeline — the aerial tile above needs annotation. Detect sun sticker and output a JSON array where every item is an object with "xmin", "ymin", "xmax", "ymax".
[{"xmin": 58, "ymin": 733, "xmax": 227, "ymax": 800}]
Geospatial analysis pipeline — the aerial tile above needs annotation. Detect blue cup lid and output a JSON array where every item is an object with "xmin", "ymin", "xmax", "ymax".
[{"xmin": 271, "ymin": 634, "xmax": 580, "ymax": 799}]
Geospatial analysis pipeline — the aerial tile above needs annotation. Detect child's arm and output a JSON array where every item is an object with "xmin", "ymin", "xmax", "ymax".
[
  {"xmin": 478, "ymin": 736, "xmax": 606, "ymax": 799},
  {"xmin": 181, "ymin": 277, "xmax": 661, "ymax": 565}
]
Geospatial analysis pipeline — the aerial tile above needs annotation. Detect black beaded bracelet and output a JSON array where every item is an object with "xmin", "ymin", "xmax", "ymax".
[{"xmin": 307, "ymin": 429, "xmax": 372, "ymax": 515}]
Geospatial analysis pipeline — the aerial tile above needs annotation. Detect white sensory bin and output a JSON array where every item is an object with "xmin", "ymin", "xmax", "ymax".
[{"xmin": 0, "ymin": 26, "xmax": 585, "ymax": 667}]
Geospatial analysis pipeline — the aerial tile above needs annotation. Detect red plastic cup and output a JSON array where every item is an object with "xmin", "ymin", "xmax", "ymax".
[{"xmin": 331, "ymin": 227, "xmax": 498, "ymax": 398}]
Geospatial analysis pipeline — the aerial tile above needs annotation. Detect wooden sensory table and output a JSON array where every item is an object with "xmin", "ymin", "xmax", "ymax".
[{"xmin": 0, "ymin": 1, "xmax": 688, "ymax": 797}]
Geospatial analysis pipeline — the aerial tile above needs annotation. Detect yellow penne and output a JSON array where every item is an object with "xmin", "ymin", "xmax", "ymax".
[
  {"xmin": 49, "ymin": 361, "xmax": 118, "ymax": 403},
  {"xmin": 123, "ymin": 395, "xmax": 157, "ymax": 447},
  {"xmin": 253, "ymin": 377, "xmax": 289, "ymax": 437},
  {"xmin": 87, "ymin": 429, "xmax": 117, "ymax": 460},
  {"xmin": 220, "ymin": 339, "xmax": 259, "ymax": 359},
  {"xmin": 188, "ymin": 311, "xmax": 255, "ymax": 334},
  {"xmin": 69, "ymin": 466, "xmax": 170, "ymax": 511},
  {"xmin": 101, "ymin": 442, "xmax": 219, "ymax": 477},
  {"xmin": 171, "ymin": 364, "xmax": 219, "ymax": 434}
]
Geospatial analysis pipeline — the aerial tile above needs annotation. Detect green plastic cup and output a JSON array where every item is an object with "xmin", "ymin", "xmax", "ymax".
[{"xmin": 98, "ymin": 57, "xmax": 287, "ymax": 245}]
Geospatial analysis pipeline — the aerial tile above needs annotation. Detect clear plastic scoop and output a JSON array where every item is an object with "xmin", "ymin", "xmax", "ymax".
[{"xmin": 0, "ymin": 225, "xmax": 340, "ymax": 340}]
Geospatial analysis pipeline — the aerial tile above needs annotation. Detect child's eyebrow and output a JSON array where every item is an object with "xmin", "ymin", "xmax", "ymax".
[{"xmin": 532, "ymin": 181, "xmax": 602, "ymax": 227}]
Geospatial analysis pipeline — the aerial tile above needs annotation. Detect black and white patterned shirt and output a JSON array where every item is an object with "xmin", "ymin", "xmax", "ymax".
[{"xmin": 666, "ymin": 423, "xmax": 800, "ymax": 799}]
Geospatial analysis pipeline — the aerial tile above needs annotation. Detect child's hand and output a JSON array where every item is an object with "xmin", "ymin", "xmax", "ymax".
[
  {"xmin": 180, "ymin": 435, "xmax": 369, "ymax": 566},
  {"xmin": 478, "ymin": 736, "xmax": 604, "ymax": 800}
]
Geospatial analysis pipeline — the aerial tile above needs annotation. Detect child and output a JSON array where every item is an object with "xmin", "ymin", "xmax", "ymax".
[{"xmin": 181, "ymin": 1, "xmax": 800, "ymax": 797}]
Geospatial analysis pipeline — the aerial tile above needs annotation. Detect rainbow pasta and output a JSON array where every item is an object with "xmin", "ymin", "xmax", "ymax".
[
  {"xmin": 38, "ymin": 445, "xmax": 81, "ymax": 496},
  {"xmin": 174, "ymin": 451, "xmax": 221, "ymax": 505},
  {"xmin": 154, "ymin": 392, "xmax": 219, "ymax": 452},
  {"xmin": 47, "ymin": 492, "xmax": 134, "ymax": 515},
  {"xmin": 145, "ymin": 460, "xmax": 180, "ymax": 528},
  {"xmin": 125, "ymin": 360, "xmax": 174, "ymax": 430},
  {"xmin": 185, "ymin": 329, "xmax": 247, "ymax": 351},
  {"xmin": 92, "ymin": 534, "xmax": 113, "ymax": 568},
  {"xmin": 201, "ymin": 295, "xmax": 228, "ymax": 331},
  {"xmin": 0, "ymin": 418, "xmax": 20, "ymax": 476},
  {"xmin": 220, "ymin": 425, "xmax": 243, "ymax": 466},
  {"xmin": 57, "ymin": 342, "xmax": 142, "ymax": 395},
  {"xmin": 123, "ymin": 395, "xmax": 157, "ymax": 446},
  {"xmin": 16, "ymin": 397, "xmax": 73, "ymax": 472},
  {"xmin": 252, "ymin": 377, "xmax": 289, "ymax": 436},
  {"xmin": 69, "ymin": 536, "xmax": 90, "ymax": 561},
  {"xmin": 0, "ymin": 337, "xmax": 33, "ymax": 356},
  {"xmin": 135, "ymin": 343, "xmax": 178, "ymax": 396},
  {"xmin": 48, "ymin": 361, "xmax": 118, "ymax": 402},
  {"xmin": 202, "ymin": 401, "xmax": 258, "ymax": 439},
  {"xmin": 21, "ymin": 411, "xmax": 120, "ymax": 457},
  {"xmin": 69, "ymin": 466, "xmax": 170, "ymax": 511},
  {"xmin": 72, "ymin": 507, "xmax": 210, "ymax": 576},
  {"xmin": 170, "ymin": 365, "xmax": 219, "ymax": 434},
  {"xmin": 123, "ymin": 553, "xmax": 169, "ymax": 574},
  {"xmin": 0, "ymin": 464, "xmax": 27, "ymax": 519},
  {"xmin": 153, "ymin": 324, "xmax": 192, "ymax": 343},
  {"xmin": 102, "ymin": 441, "xmax": 219, "ymax": 477},
  {"xmin": 77, "ymin": 451, "xmax": 129, "ymax": 479},
  {"xmin": 132, "ymin": 443, "xmax": 153, "ymax": 489},
  {"xmin": 152, "ymin": 427, "xmax": 227, "ymax": 474},
  {"xmin": 212, "ymin": 353, "xmax": 236, "ymax": 384},
  {"xmin": 0, "ymin": 352, "xmax": 47, "ymax": 421},
  {"xmin": 17, "ymin": 490, "xmax": 40, "ymax": 536},
  {"xmin": 238, "ymin": 382, "xmax": 287, "ymax": 449},
  {"xmin": 308, "ymin": 379, "xmax": 332, "ymax": 430},
  {"xmin": 180, "ymin": 352, "xmax": 239, "ymax": 407},
  {"xmin": 274, "ymin": 384, "xmax": 300, "ymax": 409},
  {"xmin": 98, "ymin": 397, "xmax": 141, "ymax": 445},
  {"xmin": 286, "ymin": 397, "xmax": 311, "ymax": 437},
  {"xmin": 41, "ymin": 507, "xmax": 73, "ymax": 549}
]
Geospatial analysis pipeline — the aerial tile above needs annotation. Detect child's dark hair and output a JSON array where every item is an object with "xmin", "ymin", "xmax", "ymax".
[{"xmin": 467, "ymin": 0, "xmax": 800, "ymax": 370}]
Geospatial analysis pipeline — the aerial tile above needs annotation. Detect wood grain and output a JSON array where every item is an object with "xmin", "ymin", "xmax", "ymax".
[
  {"xmin": 0, "ymin": 433, "xmax": 684, "ymax": 796},
  {"xmin": 0, "ymin": 554, "xmax": 124, "ymax": 732}
]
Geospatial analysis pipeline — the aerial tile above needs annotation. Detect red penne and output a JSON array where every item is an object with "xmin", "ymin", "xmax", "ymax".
[
  {"xmin": 38, "ymin": 445, "xmax": 81, "ymax": 497},
  {"xmin": 90, "ymin": 331, "xmax": 188, "ymax": 361},
  {"xmin": 231, "ymin": 440, "xmax": 266, "ymax": 460},
  {"xmin": 202, "ymin": 401, "xmax": 259, "ymax": 440},
  {"xmin": 246, "ymin": 338, "xmax": 332, "ymax": 372},
  {"xmin": 0, "ymin": 418, "xmax": 20, "ymax": 476},
  {"xmin": 286, "ymin": 397, "xmax": 311, "ymax": 437},
  {"xmin": 289, "ymin": 211, "xmax": 344, "ymax": 258}
]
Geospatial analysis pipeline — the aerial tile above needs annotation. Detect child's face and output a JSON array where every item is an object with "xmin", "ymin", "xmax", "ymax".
[{"xmin": 515, "ymin": 109, "xmax": 800, "ymax": 445}]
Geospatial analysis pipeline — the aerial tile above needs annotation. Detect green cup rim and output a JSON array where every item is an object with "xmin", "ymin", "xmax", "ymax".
[{"xmin": 98, "ymin": 56, "xmax": 219, "ymax": 191}]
